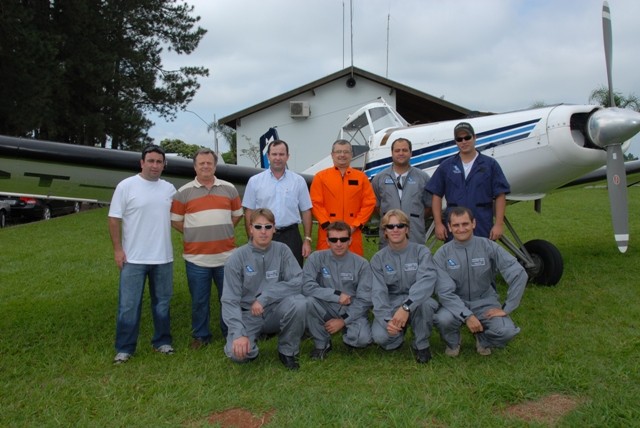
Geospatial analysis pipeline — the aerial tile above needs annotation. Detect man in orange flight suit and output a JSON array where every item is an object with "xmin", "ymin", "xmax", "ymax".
[{"xmin": 310, "ymin": 140, "xmax": 376, "ymax": 256}]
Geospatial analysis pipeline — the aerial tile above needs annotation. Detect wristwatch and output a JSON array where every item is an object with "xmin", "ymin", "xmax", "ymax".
[
  {"xmin": 304, "ymin": 236, "xmax": 312, "ymax": 242},
  {"xmin": 401, "ymin": 302, "xmax": 411, "ymax": 313}
]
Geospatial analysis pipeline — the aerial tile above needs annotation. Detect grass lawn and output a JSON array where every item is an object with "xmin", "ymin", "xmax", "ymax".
[{"xmin": 1, "ymin": 186, "xmax": 639, "ymax": 427}]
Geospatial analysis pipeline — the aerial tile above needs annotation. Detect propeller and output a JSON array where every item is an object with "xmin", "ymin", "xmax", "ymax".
[{"xmin": 588, "ymin": 1, "xmax": 629, "ymax": 252}]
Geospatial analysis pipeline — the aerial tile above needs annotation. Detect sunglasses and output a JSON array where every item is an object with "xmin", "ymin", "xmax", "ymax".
[
  {"xmin": 455, "ymin": 135, "xmax": 473, "ymax": 142},
  {"xmin": 327, "ymin": 237, "xmax": 350, "ymax": 243},
  {"xmin": 384, "ymin": 223, "xmax": 407, "ymax": 230},
  {"xmin": 252, "ymin": 224, "xmax": 274, "ymax": 230}
]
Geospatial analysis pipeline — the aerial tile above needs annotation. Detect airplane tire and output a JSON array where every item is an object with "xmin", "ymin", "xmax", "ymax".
[{"xmin": 523, "ymin": 239, "xmax": 563, "ymax": 286}]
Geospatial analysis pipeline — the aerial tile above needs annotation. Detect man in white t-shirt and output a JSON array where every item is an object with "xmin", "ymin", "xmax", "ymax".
[{"xmin": 108, "ymin": 145, "xmax": 177, "ymax": 364}]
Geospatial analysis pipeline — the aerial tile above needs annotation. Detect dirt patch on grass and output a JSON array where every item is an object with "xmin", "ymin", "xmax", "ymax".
[
  {"xmin": 504, "ymin": 393, "xmax": 582, "ymax": 425},
  {"xmin": 206, "ymin": 408, "xmax": 275, "ymax": 427}
]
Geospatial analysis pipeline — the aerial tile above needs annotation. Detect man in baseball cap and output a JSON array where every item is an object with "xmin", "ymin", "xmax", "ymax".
[{"xmin": 426, "ymin": 121, "xmax": 510, "ymax": 242}]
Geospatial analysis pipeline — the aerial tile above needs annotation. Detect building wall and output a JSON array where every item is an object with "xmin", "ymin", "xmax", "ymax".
[{"xmin": 235, "ymin": 76, "xmax": 397, "ymax": 172}]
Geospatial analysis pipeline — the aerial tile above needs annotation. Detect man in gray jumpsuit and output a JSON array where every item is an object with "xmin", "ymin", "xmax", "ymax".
[
  {"xmin": 303, "ymin": 221, "xmax": 373, "ymax": 360},
  {"xmin": 433, "ymin": 206, "xmax": 527, "ymax": 357},
  {"xmin": 370, "ymin": 209, "xmax": 457, "ymax": 364},
  {"xmin": 221, "ymin": 208, "xmax": 306, "ymax": 370},
  {"xmin": 371, "ymin": 138, "xmax": 431, "ymax": 248}
]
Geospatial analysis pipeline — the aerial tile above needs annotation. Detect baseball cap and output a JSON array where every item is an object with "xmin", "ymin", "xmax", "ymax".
[{"xmin": 454, "ymin": 122, "xmax": 475, "ymax": 137}]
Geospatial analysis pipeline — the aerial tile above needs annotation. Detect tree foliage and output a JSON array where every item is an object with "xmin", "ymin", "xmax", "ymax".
[
  {"xmin": 589, "ymin": 86, "xmax": 640, "ymax": 111},
  {"xmin": 0, "ymin": 0, "xmax": 208, "ymax": 151},
  {"xmin": 216, "ymin": 123, "xmax": 237, "ymax": 164},
  {"xmin": 159, "ymin": 138, "xmax": 203, "ymax": 159}
]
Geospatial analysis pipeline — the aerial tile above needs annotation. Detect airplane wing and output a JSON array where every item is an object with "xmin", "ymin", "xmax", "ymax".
[
  {"xmin": 0, "ymin": 135, "xmax": 265, "ymax": 203},
  {"xmin": 561, "ymin": 159, "xmax": 640, "ymax": 188}
]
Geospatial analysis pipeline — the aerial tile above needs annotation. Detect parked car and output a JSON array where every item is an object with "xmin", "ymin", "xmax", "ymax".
[
  {"xmin": 0, "ymin": 201, "xmax": 10, "ymax": 228},
  {"xmin": 0, "ymin": 196, "xmax": 81, "ymax": 222}
]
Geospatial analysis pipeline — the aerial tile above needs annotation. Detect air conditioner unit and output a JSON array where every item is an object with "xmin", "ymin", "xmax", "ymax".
[{"xmin": 290, "ymin": 101, "xmax": 310, "ymax": 118}]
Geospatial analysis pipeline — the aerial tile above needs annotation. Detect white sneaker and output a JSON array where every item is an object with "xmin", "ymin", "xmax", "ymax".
[
  {"xmin": 475, "ymin": 337, "xmax": 491, "ymax": 356},
  {"xmin": 154, "ymin": 344, "xmax": 175, "ymax": 355},
  {"xmin": 113, "ymin": 352, "xmax": 131, "ymax": 364},
  {"xmin": 445, "ymin": 344, "xmax": 460, "ymax": 357}
]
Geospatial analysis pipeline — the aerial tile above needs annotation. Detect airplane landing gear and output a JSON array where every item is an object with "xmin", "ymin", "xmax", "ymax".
[
  {"xmin": 500, "ymin": 218, "xmax": 564, "ymax": 286},
  {"xmin": 521, "ymin": 239, "xmax": 564, "ymax": 285}
]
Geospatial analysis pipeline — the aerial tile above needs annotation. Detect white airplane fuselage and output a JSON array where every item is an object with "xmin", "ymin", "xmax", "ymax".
[{"xmin": 360, "ymin": 104, "xmax": 619, "ymax": 202}]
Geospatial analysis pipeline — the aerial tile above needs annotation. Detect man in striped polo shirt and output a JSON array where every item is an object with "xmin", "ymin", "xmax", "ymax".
[{"xmin": 171, "ymin": 148, "xmax": 244, "ymax": 348}]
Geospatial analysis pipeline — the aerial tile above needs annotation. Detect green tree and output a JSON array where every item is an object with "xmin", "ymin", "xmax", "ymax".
[
  {"xmin": 216, "ymin": 123, "xmax": 237, "ymax": 164},
  {"xmin": 160, "ymin": 138, "xmax": 203, "ymax": 159},
  {"xmin": 0, "ymin": 0, "xmax": 208, "ymax": 151},
  {"xmin": 589, "ymin": 86, "xmax": 640, "ymax": 110},
  {"xmin": 0, "ymin": 1, "xmax": 61, "ymax": 137}
]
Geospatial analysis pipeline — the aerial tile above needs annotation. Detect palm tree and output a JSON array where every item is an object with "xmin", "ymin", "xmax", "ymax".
[{"xmin": 589, "ymin": 86, "xmax": 640, "ymax": 110}]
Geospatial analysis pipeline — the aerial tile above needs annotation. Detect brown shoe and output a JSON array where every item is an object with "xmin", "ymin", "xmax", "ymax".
[
  {"xmin": 475, "ymin": 337, "xmax": 491, "ymax": 356},
  {"xmin": 190, "ymin": 338, "xmax": 209, "ymax": 350}
]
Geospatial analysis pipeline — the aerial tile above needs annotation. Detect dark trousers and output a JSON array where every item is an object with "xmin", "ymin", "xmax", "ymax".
[{"xmin": 274, "ymin": 224, "xmax": 303, "ymax": 267}]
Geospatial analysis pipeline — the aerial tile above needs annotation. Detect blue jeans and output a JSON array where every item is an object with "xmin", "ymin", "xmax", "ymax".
[
  {"xmin": 185, "ymin": 261, "xmax": 228, "ymax": 341},
  {"xmin": 115, "ymin": 262, "xmax": 173, "ymax": 354}
]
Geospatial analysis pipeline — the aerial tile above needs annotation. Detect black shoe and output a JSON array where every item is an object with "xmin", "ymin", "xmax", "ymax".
[
  {"xmin": 309, "ymin": 342, "xmax": 332, "ymax": 360},
  {"xmin": 414, "ymin": 347, "xmax": 432, "ymax": 364},
  {"xmin": 258, "ymin": 332, "xmax": 277, "ymax": 342},
  {"xmin": 278, "ymin": 352, "xmax": 300, "ymax": 370},
  {"xmin": 343, "ymin": 342, "xmax": 358, "ymax": 352}
]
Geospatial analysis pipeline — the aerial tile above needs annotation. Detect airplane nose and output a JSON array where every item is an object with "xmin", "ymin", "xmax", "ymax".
[{"xmin": 587, "ymin": 107, "xmax": 640, "ymax": 148}]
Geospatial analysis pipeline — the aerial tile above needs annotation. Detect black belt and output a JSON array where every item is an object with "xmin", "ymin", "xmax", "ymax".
[
  {"xmin": 275, "ymin": 224, "xmax": 297, "ymax": 233},
  {"xmin": 448, "ymin": 203, "xmax": 493, "ymax": 208}
]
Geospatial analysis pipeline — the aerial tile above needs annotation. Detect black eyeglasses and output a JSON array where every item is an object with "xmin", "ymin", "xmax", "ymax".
[
  {"xmin": 327, "ymin": 237, "xmax": 350, "ymax": 243},
  {"xmin": 384, "ymin": 223, "xmax": 407, "ymax": 230},
  {"xmin": 252, "ymin": 224, "xmax": 274, "ymax": 230},
  {"xmin": 455, "ymin": 135, "xmax": 473, "ymax": 142}
]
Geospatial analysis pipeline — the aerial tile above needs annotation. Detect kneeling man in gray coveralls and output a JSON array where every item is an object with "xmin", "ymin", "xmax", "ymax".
[
  {"xmin": 221, "ymin": 208, "xmax": 306, "ymax": 370},
  {"xmin": 371, "ymin": 209, "xmax": 458, "ymax": 364},
  {"xmin": 303, "ymin": 221, "xmax": 373, "ymax": 360},
  {"xmin": 433, "ymin": 206, "xmax": 527, "ymax": 357}
]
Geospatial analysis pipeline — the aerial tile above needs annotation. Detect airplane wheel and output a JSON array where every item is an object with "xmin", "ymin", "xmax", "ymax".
[{"xmin": 523, "ymin": 239, "xmax": 563, "ymax": 286}]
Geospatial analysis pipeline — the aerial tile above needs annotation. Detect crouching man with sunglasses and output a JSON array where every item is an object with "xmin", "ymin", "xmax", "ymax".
[
  {"xmin": 370, "ymin": 209, "xmax": 458, "ymax": 364},
  {"xmin": 221, "ymin": 208, "xmax": 306, "ymax": 370},
  {"xmin": 303, "ymin": 221, "xmax": 373, "ymax": 360}
]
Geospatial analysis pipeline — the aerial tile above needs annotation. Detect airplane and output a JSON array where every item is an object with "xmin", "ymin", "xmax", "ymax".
[
  {"xmin": 303, "ymin": 1, "xmax": 640, "ymax": 285},
  {"xmin": 1, "ymin": 2, "xmax": 638, "ymax": 287}
]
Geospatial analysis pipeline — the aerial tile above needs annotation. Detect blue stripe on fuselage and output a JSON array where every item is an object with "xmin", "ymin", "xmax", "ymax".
[{"xmin": 364, "ymin": 118, "xmax": 540, "ymax": 178}]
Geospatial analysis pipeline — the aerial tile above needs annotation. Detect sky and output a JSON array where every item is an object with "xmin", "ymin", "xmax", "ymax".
[{"xmin": 148, "ymin": 0, "xmax": 640, "ymax": 155}]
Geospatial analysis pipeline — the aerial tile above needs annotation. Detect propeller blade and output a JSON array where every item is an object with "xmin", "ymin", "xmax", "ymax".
[
  {"xmin": 606, "ymin": 144, "xmax": 628, "ymax": 253},
  {"xmin": 602, "ymin": 1, "xmax": 615, "ymax": 107}
]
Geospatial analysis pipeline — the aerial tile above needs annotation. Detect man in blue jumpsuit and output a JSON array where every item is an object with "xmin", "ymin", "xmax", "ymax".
[
  {"xmin": 433, "ymin": 207, "xmax": 527, "ymax": 356},
  {"xmin": 426, "ymin": 122, "xmax": 510, "ymax": 241}
]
